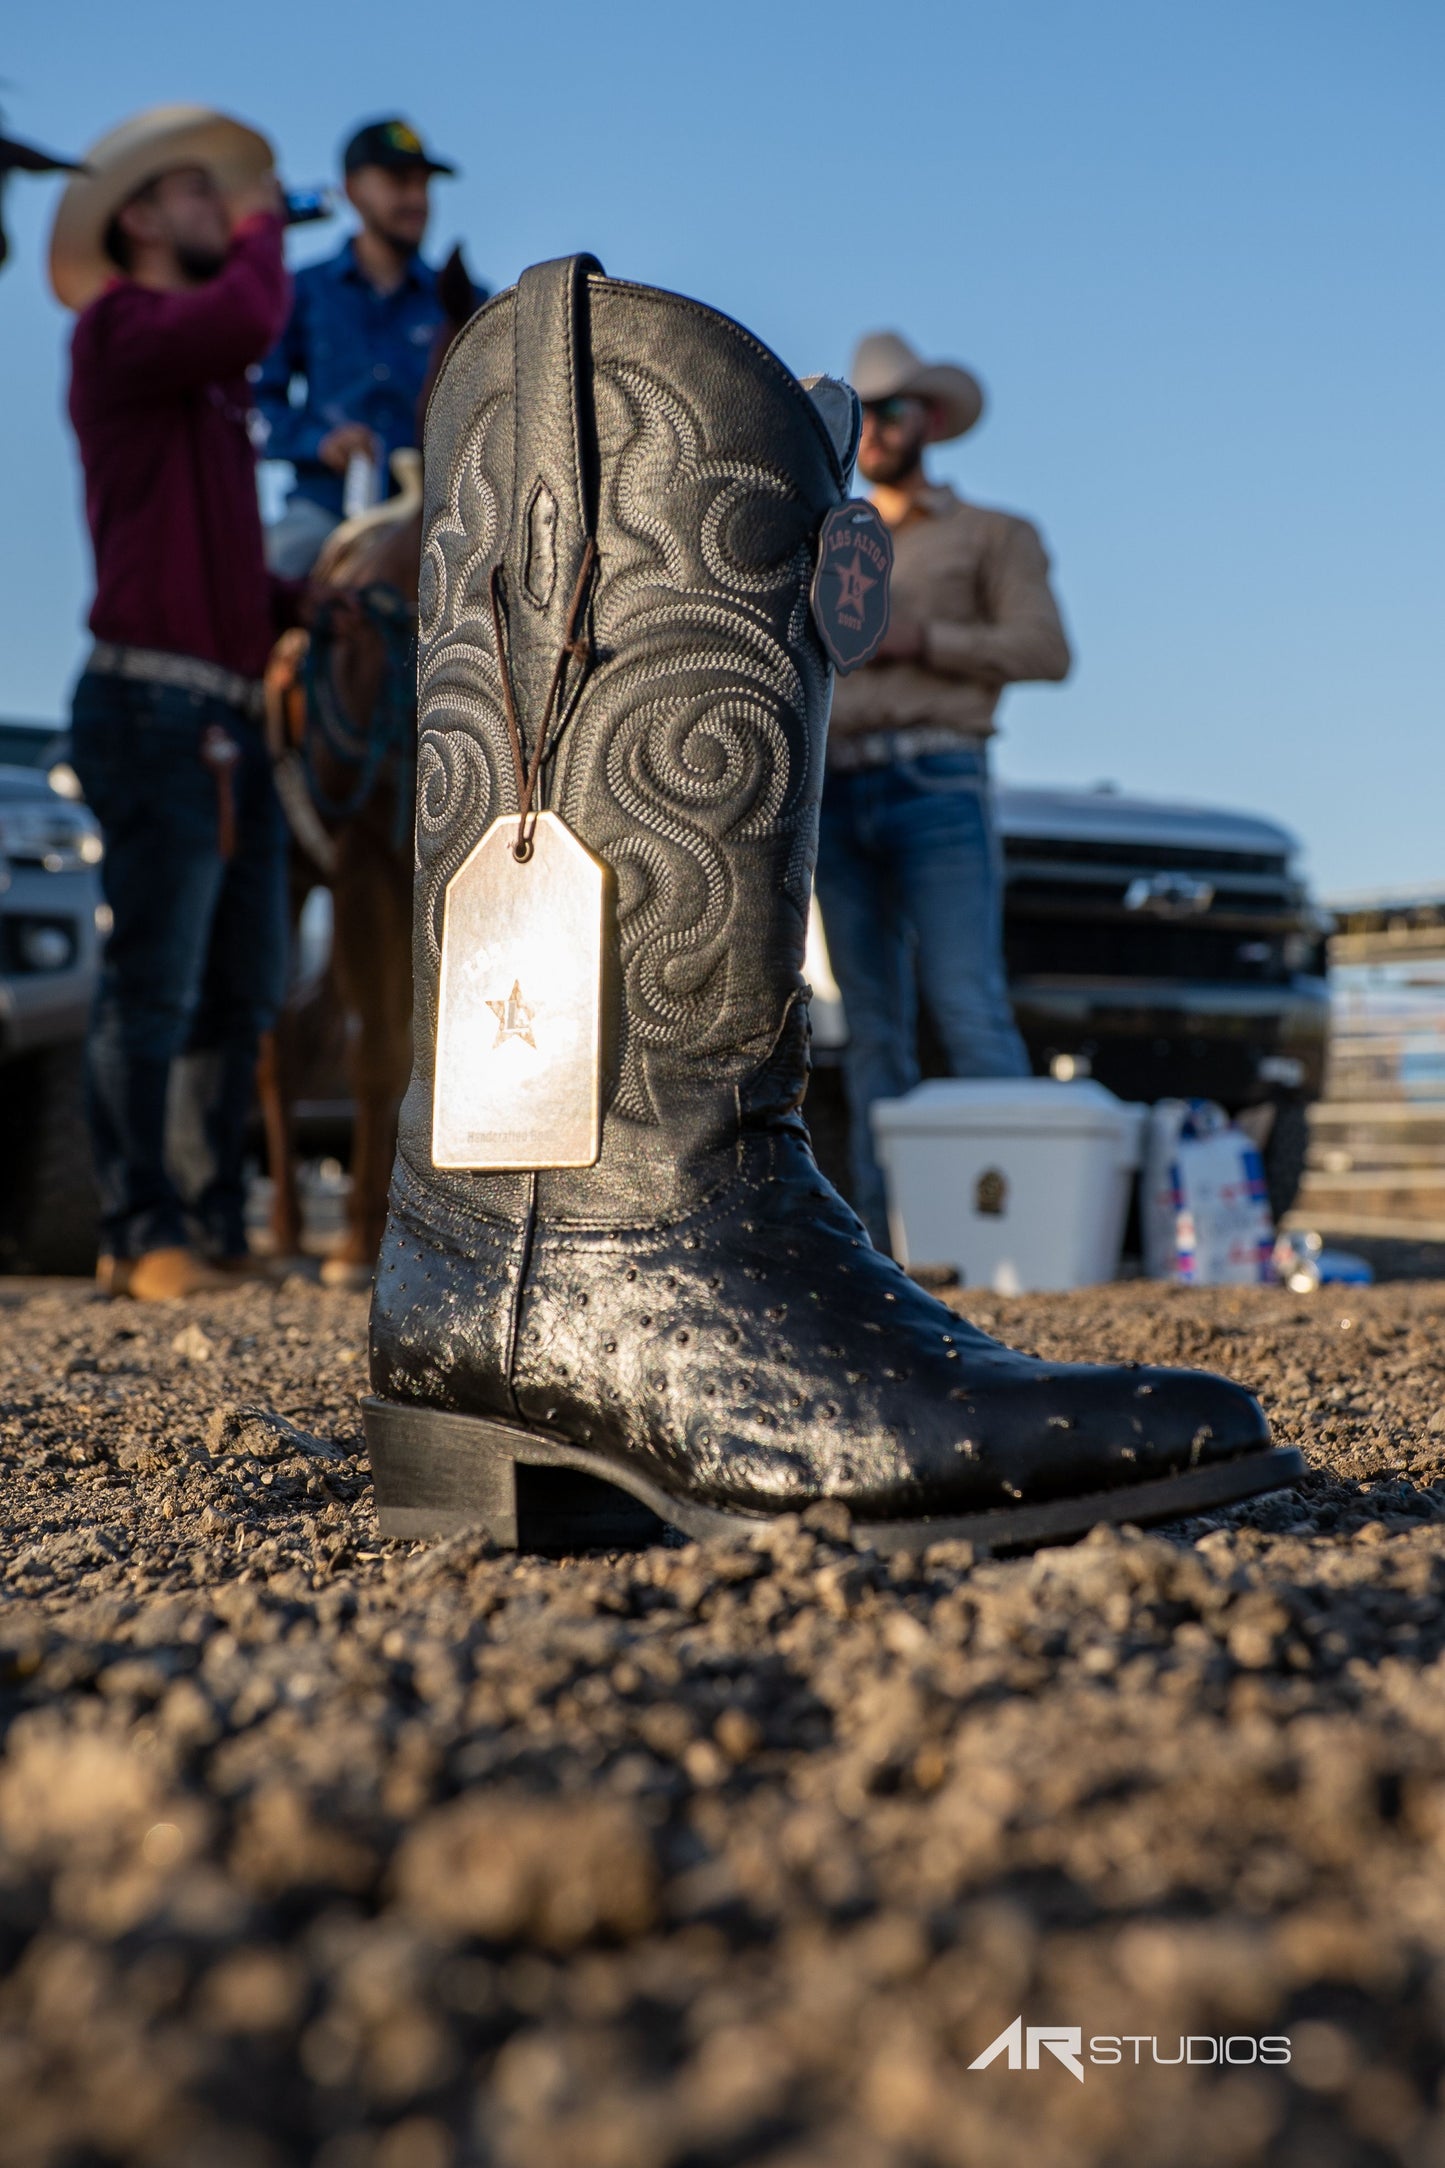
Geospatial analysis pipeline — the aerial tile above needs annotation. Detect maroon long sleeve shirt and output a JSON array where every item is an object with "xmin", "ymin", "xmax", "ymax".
[{"xmin": 68, "ymin": 214, "xmax": 291, "ymax": 681}]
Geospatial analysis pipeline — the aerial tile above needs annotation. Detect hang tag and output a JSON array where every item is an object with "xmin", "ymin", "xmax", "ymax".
[
  {"xmin": 433, "ymin": 810, "xmax": 609, "ymax": 1169},
  {"xmin": 810, "ymin": 501, "xmax": 893, "ymax": 673}
]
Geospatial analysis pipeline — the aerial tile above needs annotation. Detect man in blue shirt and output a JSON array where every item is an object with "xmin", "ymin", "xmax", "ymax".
[{"xmin": 257, "ymin": 117, "xmax": 476, "ymax": 576}]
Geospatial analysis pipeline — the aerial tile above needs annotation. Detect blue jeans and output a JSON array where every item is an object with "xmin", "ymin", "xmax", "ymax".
[
  {"xmin": 70, "ymin": 671, "xmax": 289, "ymax": 1260},
  {"xmin": 814, "ymin": 744, "xmax": 1029, "ymax": 1248}
]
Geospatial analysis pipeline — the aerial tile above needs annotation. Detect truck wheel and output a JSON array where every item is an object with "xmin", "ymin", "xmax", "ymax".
[
  {"xmin": 1262, "ymin": 1099, "xmax": 1310, "ymax": 1223},
  {"xmin": 0, "ymin": 1042, "xmax": 100, "ymax": 1276}
]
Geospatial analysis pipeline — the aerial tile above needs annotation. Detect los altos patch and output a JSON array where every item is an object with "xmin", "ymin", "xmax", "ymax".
[{"xmin": 810, "ymin": 501, "xmax": 893, "ymax": 673}]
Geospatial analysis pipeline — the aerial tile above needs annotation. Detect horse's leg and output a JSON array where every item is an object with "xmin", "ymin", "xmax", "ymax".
[
  {"xmin": 322, "ymin": 811, "xmax": 410, "ymax": 1285},
  {"xmin": 363, "ymin": 828, "xmax": 416, "ymax": 1255},
  {"xmin": 256, "ymin": 1028, "xmax": 301, "ymax": 1257},
  {"xmin": 261, "ymin": 851, "xmax": 315, "ymax": 1260}
]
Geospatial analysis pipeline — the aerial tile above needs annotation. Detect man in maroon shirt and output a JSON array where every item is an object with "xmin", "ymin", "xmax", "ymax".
[{"xmin": 51, "ymin": 109, "xmax": 293, "ymax": 1298}]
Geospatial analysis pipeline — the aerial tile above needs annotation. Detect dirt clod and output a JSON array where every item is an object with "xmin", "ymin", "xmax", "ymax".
[{"xmin": 396, "ymin": 1793, "xmax": 658, "ymax": 1948}]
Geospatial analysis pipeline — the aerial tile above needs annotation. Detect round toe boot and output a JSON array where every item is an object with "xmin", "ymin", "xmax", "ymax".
[{"xmin": 364, "ymin": 255, "xmax": 1300, "ymax": 1553}]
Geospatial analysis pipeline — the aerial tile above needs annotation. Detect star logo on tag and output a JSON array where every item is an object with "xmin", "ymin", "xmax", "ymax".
[
  {"xmin": 487, "ymin": 980, "xmax": 536, "ymax": 1049},
  {"xmin": 835, "ymin": 549, "xmax": 876, "ymax": 620}
]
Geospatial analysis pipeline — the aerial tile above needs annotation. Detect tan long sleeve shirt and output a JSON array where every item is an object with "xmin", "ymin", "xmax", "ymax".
[{"xmin": 828, "ymin": 482, "xmax": 1071, "ymax": 745}]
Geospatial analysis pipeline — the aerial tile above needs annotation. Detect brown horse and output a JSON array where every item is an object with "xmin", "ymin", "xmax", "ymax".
[
  {"xmin": 261, "ymin": 469, "xmax": 422, "ymax": 1282},
  {"xmin": 259, "ymin": 250, "xmax": 477, "ymax": 1284}
]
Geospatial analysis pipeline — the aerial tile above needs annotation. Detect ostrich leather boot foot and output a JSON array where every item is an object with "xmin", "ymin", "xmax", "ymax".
[{"xmin": 364, "ymin": 256, "xmax": 1301, "ymax": 1553}]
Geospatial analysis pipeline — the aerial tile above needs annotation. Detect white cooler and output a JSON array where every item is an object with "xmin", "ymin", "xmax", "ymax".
[{"xmin": 870, "ymin": 1078, "xmax": 1147, "ymax": 1293}]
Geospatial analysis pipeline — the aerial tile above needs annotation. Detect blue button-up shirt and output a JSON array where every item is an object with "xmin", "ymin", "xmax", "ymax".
[{"xmin": 255, "ymin": 238, "xmax": 453, "ymax": 515}]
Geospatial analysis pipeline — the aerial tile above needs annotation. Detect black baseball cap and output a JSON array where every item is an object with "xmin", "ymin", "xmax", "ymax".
[{"xmin": 342, "ymin": 118, "xmax": 456, "ymax": 178}]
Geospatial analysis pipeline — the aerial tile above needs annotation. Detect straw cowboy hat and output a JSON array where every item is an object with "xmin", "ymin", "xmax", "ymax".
[
  {"xmin": 849, "ymin": 330, "xmax": 985, "ymax": 442},
  {"xmin": 49, "ymin": 104, "xmax": 274, "ymax": 311}
]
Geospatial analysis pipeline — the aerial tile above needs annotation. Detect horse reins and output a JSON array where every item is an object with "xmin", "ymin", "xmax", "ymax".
[{"xmin": 301, "ymin": 583, "xmax": 418, "ymax": 847}]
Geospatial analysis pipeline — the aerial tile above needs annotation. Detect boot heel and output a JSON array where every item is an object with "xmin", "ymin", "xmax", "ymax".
[{"xmin": 361, "ymin": 1396, "xmax": 666, "ymax": 1552}]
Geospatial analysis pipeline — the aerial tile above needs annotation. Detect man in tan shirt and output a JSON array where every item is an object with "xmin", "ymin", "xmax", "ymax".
[{"xmin": 815, "ymin": 331, "xmax": 1072, "ymax": 1249}]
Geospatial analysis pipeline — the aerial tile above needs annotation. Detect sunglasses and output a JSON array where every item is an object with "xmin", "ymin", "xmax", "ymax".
[{"xmin": 862, "ymin": 396, "xmax": 918, "ymax": 426}]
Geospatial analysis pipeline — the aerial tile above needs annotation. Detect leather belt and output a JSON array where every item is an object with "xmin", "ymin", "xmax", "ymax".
[
  {"xmin": 826, "ymin": 724, "xmax": 983, "ymax": 773},
  {"xmin": 86, "ymin": 642, "xmax": 265, "ymax": 723}
]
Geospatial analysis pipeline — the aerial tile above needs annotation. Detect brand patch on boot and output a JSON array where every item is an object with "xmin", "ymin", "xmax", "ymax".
[{"xmin": 810, "ymin": 501, "xmax": 893, "ymax": 672}]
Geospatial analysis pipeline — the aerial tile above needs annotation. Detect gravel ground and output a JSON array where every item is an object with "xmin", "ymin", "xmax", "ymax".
[{"xmin": 5, "ymin": 1270, "xmax": 1445, "ymax": 2168}]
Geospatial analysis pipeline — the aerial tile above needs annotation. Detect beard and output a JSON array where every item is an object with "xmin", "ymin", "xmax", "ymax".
[
  {"xmin": 175, "ymin": 240, "xmax": 228, "ymax": 284},
  {"xmin": 859, "ymin": 441, "xmax": 923, "ymax": 488},
  {"xmin": 375, "ymin": 218, "xmax": 424, "ymax": 257}
]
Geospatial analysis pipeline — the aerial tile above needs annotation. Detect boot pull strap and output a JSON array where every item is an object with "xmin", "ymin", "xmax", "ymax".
[
  {"xmin": 492, "ymin": 252, "xmax": 604, "ymax": 854},
  {"xmin": 512, "ymin": 252, "xmax": 602, "ymax": 553},
  {"xmin": 496, "ymin": 253, "xmax": 604, "ymax": 783}
]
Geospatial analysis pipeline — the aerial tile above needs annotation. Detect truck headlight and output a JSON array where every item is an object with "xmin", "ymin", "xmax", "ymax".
[
  {"xmin": 0, "ymin": 802, "xmax": 103, "ymax": 872},
  {"xmin": 17, "ymin": 923, "xmax": 75, "ymax": 971}
]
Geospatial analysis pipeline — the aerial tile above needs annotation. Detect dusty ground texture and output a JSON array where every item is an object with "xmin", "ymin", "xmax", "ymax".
[{"xmin": 5, "ymin": 1273, "xmax": 1445, "ymax": 2168}]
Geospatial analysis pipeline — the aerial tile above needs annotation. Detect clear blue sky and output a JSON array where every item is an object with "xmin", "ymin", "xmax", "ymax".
[{"xmin": 4, "ymin": 0, "xmax": 1441, "ymax": 896}]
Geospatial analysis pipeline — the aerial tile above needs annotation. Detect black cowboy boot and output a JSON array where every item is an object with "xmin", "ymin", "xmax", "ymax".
[{"xmin": 364, "ymin": 255, "xmax": 1300, "ymax": 1553}]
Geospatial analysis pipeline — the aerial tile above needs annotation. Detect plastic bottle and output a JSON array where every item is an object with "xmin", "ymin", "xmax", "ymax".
[{"xmin": 343, "ymin": 450, "xmax": 380, "ymax": 520}]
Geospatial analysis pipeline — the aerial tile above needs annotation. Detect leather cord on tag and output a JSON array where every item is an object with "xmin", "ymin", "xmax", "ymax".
[
  {"xmin": 488, "ymin": 536, "xmax": 597, "ymax": 861},
  {"xmin": 200, "ymin": 723, "xmax": 241, "ymax": 861}
]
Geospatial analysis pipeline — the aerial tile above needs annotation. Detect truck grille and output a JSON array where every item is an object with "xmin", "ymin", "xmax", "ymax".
[
  {"xmin": 1003, "ymin": 842, "xmax": 1301, "ymax": 986},
  {"xmin": 1005, "ymin": 915, "xmax": 1286, "ymax": 982},
  {"xmin": 1007, "ymin": 836, "xmax": 1289, "ymax": 878}
]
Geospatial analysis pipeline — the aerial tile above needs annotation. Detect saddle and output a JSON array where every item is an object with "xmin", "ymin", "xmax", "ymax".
[{"xmin": 263, "ymin": 449, "xmax": 424, "ymax": 869}]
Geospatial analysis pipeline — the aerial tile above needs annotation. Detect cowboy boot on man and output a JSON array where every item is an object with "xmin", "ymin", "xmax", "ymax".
[
  {"xmin": 815, "ymin": 332, "xmax": 1071, "ymax": 1251},
  {"xmin": 52, "ymin": 107, "xmax": 293, "ymax": 1299}
]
